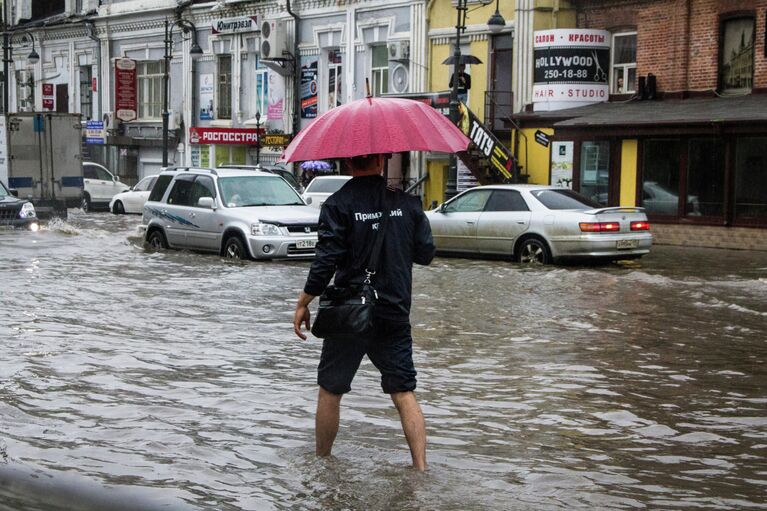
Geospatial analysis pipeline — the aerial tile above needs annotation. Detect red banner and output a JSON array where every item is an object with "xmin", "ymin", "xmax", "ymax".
[
  {"xmin": 189, "ymin": 127, "xmax": 265, "ymax": 145},
  {"xmin": 115, "ymin": 58, "xmax": 137, "ymax": 122}
]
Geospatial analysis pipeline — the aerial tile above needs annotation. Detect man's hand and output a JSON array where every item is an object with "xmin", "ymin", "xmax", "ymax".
[{"xmin": 293, "ymin": 291, "xmax": 315, "ymax": 340}]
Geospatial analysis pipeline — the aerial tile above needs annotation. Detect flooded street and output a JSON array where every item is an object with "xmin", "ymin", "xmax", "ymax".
[{"xmin": 1, "ymin": 212, "xmax": 765, "ymax": 510}]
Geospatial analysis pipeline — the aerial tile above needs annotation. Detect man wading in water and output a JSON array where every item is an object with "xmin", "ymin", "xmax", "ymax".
[{"xmin": 293, "ymin": 153, "xmax": 435, "ymax": 470}]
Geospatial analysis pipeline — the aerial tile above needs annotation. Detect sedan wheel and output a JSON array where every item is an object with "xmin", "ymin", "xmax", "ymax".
[
  {"xmin": 80, "ymin": 195, "xmax": 91, "ymax": 213},
  {"xmin": 517, "ymin": 238, "xmax": 551, "ymax": 265},
  {"xmin": 224, "ymin": 237, "xmax": 247, "ymax": 260},
  {"xmin": 113, "ymin": 201, "xmax": 125, "ymax": 214}
]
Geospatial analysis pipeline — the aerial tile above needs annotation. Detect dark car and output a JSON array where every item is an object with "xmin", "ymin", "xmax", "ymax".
[{"xmin": 0, "ymin": 180, "xmax": 38, "ymax": 230}]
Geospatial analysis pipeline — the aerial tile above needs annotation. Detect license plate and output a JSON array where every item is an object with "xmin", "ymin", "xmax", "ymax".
[
  {"xmin": 616, "ymin": 239, "xmax": 639, "ymax": 250},
  {"xmin": 296, "ymin": 239, "xmax": 317, "ymax": 249}
]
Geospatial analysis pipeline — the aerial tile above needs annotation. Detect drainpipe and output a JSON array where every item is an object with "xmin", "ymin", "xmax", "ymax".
[
  {"xmin": 84, "ymin": 21, "xmax": 101, "ymax": 119},
  {"xmin": 285, "ymin": 0, "xmax": 299, "ymax": 136}
]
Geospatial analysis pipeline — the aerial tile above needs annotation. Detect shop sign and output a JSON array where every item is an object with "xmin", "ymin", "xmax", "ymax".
[
  {"xmin": 85, "ymin": 120, "xmax": 106, "ymax": 145},
  {"xmin": 460, "ymin": 106, "xmax": 513, "ymax": 180},
  {"xmin": 43, "ymin": 98, "xmax": 54, "ymax": 110},
  {"xmin": 199, "ymin": 74, "xmax": 214, "ymax": 120},
  {"xmin": 550, "ymin": 141, "xmax": 574, "ymax": 188},
  {"xmin": 300, "ymin": 56, "xmax": 318, "ymax": 118},
  {"xmin": 260, "ymin": 134, "xmax": 291, "ymax": 147},
  {"xmin": 115, "ymin": 58, "xmax": 138, "ymax": 122},
  {"xmin": 534, "ymin": 130, "xmax": 550, "ymax": 147},
  {"xmin": 212, "ymin": 16, "xmax": 258, "ymax": 35},
  {"xmin": 189, "ymin": 127, "xmax": 265, "ymax": 145},
  {"xmin": 533, "ymin": 29, "xmax": 610, "ymax": 112},
  {"xmin": 42, "ymin": 83, "xmax": 54, "ymax": 96},
  {"xmin": 92, "ymin": 77, "xmax": 98, "ymax": 92}
]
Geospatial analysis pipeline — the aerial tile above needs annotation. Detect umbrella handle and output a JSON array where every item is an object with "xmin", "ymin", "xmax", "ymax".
[{"xmin": 366, "ymin": 77, "xmax": 371, "ymax": 98}]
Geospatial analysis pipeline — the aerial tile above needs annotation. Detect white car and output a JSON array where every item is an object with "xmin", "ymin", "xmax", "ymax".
[
  {"xmin": 301, "ymin": 175, "xmax": 352, "ymax": 209},
  {"xmin": 426, "ymin": 184, "xmax": 652, "ymax": 264},
  {"xmin": 109, "ymin": 175, "xmax": 158, "ymax": 214},
  {"xmin": 82, "ymin": 162, "xmax": 130, "ymax": 212}
]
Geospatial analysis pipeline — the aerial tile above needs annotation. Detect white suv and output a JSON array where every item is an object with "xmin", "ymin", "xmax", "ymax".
[
  {"xmin": 140, "ymin": 167, "xmax": 320, "ymax": 260},
  {"xmin": 82, "ymin": 162, "xmax": 130, "ymax": 212}
]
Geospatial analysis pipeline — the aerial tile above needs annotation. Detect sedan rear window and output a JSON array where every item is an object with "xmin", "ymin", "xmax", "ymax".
[
  {"xmin": 531, "ymin": 189, "xmax": 602, "ymax": 210},
  {"xmin": 305, "ymin": 178, "xmax": 348, "ymax": 194}
]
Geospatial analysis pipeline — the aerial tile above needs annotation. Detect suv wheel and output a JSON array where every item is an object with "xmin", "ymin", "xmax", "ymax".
[
  {"xmin": 80, "ymin": 194, "xmax": 91, "ymax": 213},
  {"xmin": 113, "ymin": 201, "xmax": 125, "ymax": 214},
  {"xmin": 224, "ymin": 236, "xmax": 247, "ymax": 260},
  {"xmin": 146, "ymin": 230, "xmax": 168, "ymax": 250}
]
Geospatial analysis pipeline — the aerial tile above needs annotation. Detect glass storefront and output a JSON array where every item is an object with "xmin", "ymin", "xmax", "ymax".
[
  {"xmin": 641, "ymin": 139, "xmax": 680, "ymax": 216},
  {"xmin": 580, "ymin": 141, "xmax": 610, "ymax": 204},
  {"xmin": 735, "ymin": 137, "xmax": 767, "ymax": 222},
  {"xmin": 687, "ymin": 138, "xmax": 725, "ymax": 218}
]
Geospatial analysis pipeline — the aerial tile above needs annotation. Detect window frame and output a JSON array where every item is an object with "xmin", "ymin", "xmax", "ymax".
[
  {"xmin": 217, "ymin": 55, "xmax": 232, "ymax": 120},
  {"xmin": 717, "ymin": 14, "xmax": 755, "ymax": 94},
  {"xmin": 137, "ymin": 61, "xmax": 163, "ymax": 120},
  {"xmin": 370, "ymin": 45, "xmax": 389, "ymax": 97},
  {"xmin": 79, "ymin": 65, "xmax": 93, "ymax": 120},
  {"xmin": 610, "ymin": 31, "xmax": 637, "ymax": 95}
]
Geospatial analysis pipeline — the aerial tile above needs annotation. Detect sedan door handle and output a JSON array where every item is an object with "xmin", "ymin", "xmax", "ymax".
[
  {"xmin": 516, "ymin": 221, "xmax": 526, "ymax": 224},
  {"xmin": 466, "ymin": 221, "xmax": 475, "ymax": 224}
]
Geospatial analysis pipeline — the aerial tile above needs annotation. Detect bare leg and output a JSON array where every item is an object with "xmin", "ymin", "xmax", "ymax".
[
  {"xmin": 316, "ymin": 386, "xmax": 343, "ymax": 456},
  {"xmin": 391, "ymin": 391, "xmax": 427, "ymax": 470}
]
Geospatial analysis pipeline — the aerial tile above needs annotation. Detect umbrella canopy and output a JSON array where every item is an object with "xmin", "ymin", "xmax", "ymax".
[
  {"xmin": 280, "ymin": 96, "xmax": 470, "ymax": 162},
  {"xmin": 442, "ymin": 55, "xmax": 483, "ymax": 65},
  {"xmin": 300, "ymin": 160, "xmax": 333, "ymax": 171}
]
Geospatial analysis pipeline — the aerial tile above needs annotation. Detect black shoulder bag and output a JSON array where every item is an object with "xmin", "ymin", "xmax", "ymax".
[{"xmin": 311, "ymin": 185, "xmax": 389, "ymax": 340}]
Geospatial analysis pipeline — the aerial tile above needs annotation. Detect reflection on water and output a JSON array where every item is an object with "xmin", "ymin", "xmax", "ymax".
[{"xmin": 1, "ymin": 211, "xmax": 766, "ymax": 510}]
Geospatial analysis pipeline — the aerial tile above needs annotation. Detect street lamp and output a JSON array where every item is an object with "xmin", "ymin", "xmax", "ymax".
[
  {"xmin": 255, "ymin": 111, "xmax": 262, "ymax": 164},
  {"xmin": 487, "ymin": 0, "xmax": 506, "ymax": 34},
  {"xmin": 2, "ymin": 29, "xmax": 40, "ymax": 114},
  {"xmin": 163, "ymin": 18, "xmax": 203, "ymax": 167}
]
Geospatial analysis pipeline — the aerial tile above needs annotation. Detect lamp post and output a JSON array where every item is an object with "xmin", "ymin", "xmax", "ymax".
[
  {"xmin": 255, "ymin": 111, "xmax": 261, "ymax": 164},
  {"xmin": 446, "ymin": 0, "xmax": 507, "ymax": 199},
  {"xmin": 2, "ymin": 29, "xmax": 40, "ymax": 114},
  {"xmin": 163, "ymin": 18, "xmax": 203, "ymax": 168}
]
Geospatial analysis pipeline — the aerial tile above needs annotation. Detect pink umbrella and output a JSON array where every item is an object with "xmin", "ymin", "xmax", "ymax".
[{"xmin": 280, "ymin": 96, "xmax": 470, "ymax": 162}]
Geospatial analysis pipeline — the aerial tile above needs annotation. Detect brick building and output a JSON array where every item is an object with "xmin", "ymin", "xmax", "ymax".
[{"xmin": 513, "ymin": 0, "xmax": 767, "ymax": 250}]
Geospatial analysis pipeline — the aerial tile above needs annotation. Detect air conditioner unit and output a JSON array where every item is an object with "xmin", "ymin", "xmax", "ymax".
[
  {"xmin": 103, "ymin": 112, "xmax": 123, "ymax": 131},
  {"xmin": 390, "ymin": 64, "xmax": 409, "ymax": 94},
  {"xmin": 388, "ymin": 40, "xmax": 410, "ymax": 61},
  {"xmin": 261, "ymin": 19, "xmax": 287, "ymax": 60}
]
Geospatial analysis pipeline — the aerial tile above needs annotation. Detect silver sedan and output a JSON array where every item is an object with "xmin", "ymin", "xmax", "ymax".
[{"xmin": 425, "ymin": 185, "xmax": 653, "ymax": 264}]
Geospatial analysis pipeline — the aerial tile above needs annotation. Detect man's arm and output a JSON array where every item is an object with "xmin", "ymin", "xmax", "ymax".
[
  {"xmin": 413, "ymin": 205, "xmax": 436, "ymax": 266},
  {"xmin": 293, "ymin": 290, "xmax": 316, "ymax": 340}
]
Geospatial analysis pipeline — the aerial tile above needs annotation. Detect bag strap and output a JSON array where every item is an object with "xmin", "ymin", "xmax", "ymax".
[{"xmin": 364, "ymin": 182, "xmax": 389, "ymax": 283}]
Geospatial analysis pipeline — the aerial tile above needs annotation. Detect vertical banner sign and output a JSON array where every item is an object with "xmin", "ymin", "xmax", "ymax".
[
  {"xmin": 459, "ymin": 104, "xmax": 514, "ymax": 180},
  {"xmin": 300, "ymin": 56, "xmax": 318, "ymax": 118},
  {"xmin": 115, "ymin": 58, "xmax": 138, "ymax": 122},
  {"xmin": 533, "ymin": 29, "xmax": 610, "ymax": 112},
  {"xmin": 267, "ymin": 70, "xmax": 285, "ymax": 121},
  {"xmin": 199, "ymin": 74, "xmax": 214, "ymax": 120},
  {"xmin": 42, "ymin": 83, "xmax": 54, "ymax": 110},
  {"xmin": 92, "ymin": 77, "xmax": 98, "ymax": 92}
]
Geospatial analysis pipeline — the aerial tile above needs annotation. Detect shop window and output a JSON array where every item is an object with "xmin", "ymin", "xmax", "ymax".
[
  {"xmin": 719, "ymin": 17, "xmax": 754, "ymax": 93},
  {"xmin": 217, "ymin": 55, "xmax": 232, "ymax": 119},
  {"xmin": 255, "ymin": 63, "xmax": 268, "ymax": 119},
  {"xmin": 328, "ymin": 49, "xmax": 343, "ymax": 109},
  {"xmin": 611, "ymin": 32, "xmax": 636, "ymax": 94},
  {"xmin": 687, "ymin": 139, "xmax": 725, "ymax": 217},
  {"xmin": 641, "ymin": 139, "xmax": 681, "ymax": 216},
  {"xmin": 137, "ymin": 61, "xmax": 163, "ymax": 119},
  {"xmin": 79, "ymin": 65, "xmax": 93, "ymax": 120},
  {"xmin": 735, "ymin": 137, "xmax": 767, "ymax": 222},
  {"xmin": 579, "ymin": 141, "xmax": 610, "ymax": 205},
  {"xmin": 371, "ymin": 45, "xmax": 388, "ymax": 96}
]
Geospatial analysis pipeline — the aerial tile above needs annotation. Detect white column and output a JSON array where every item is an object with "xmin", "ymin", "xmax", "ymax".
[
  {"xmin": 513, "ymin": 0, "xmax": 534, "ymax": 113},
  {"xmin": 69, "ymin": 41, "xmax": 77, "ymax": 113},
  {"xmin": 100, "ymin": 37, "xmax": 110, "ymax": 115},
  {"xmin": 346, "ymin": 7, "xmax": 355, "ymax": 104},
  {"xmin": 232, "ymin": 34, "xmax": 241, "ymax": 124},
  {"xmin": 182, "ymin": 37, "xmax": 193, "ymax": 166}
]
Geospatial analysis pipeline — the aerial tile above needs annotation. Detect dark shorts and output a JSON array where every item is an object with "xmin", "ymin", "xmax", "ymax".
[{"xmin": 317, "ymin": 318, "xmax": 417, "ymax": 395}]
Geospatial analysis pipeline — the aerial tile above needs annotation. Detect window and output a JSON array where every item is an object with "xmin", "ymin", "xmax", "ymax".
[
  {"xmin": 190, "ymin": 176, "xmax": 216, "ymax": 206},
  {"xmin": 371, "ymin": 45, "xmax": 388, "ymax": 96},
  {"xmin": 611, "ymin": 32, "xmax": 636, "ymax": 94},
  {"xmin": 579, "ymin": 141, "xmax": 610, "ymax": 205},
  {"xmin": 217, "ymin": 55, "xmax": 232, "ymax": 119},
  {"xmin": 148, "ymin": 174, "xmax": 174, "ymax": 202},
  {"xmin": 255, "ymin": 63, "xmax": 268, "ymax": 119},
  {"xmin": 530, "ymin": 189, "xmax": 601, "ymax": 210},
  {"xmin": 138, "ymin": 61, "xmax": 163, "ymax": 119},
  {"xmin": 327, "ymin": 49, "xmax": 343, "ymax": 109},
  {"xmin": 84, "ymin": 164, "xmax": 112, "ymax": 181},
  {"xmin": 133, "ymin": 176, "xmax": 156, "ymax": 192},
  {"xmin": 641, "ymin": 139, "xmax": 681, "ymax": 216},
  {"xmin": 79, "ymin": 66, "xmax": 93, "ymax": 119},
  {"xmin": 735, "ymin": 137, "xmax": 767, "ymax": 221},
  {"xmin": 166, "ymin": 175, "xmax": 196, "ymax": 205},
  {"xmin": 719, "ymin": 17, "xmax": 754, "ymax": 92},
  {"xmin": 485, "ymin": 190, "xmax": 530, "ymax": 212},
  {"xmin": 687, "ymin": 139, "xmax": 725, "ymax": 217},
  {"xmin": 16, "ymin": 70, "xmax": 34, "ymax": 112},
  {"xmin": 444, "ymin": 189, "xmax": 492, "ymax": 213}
]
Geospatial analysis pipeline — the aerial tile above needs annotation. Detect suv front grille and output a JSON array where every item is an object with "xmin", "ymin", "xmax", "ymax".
[
  {"xmin": 286, "ymin": 224, "xmax": 318, "ymax": 234},
  {"xmin": 287, "ymin": 244, "xmax": 316, "ymax": 257},
  {"xmin": 0, "ymin": 205, "xmax": 21, "ymax": 221}
]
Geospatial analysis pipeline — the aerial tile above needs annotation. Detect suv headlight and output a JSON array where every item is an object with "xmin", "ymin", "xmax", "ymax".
[
  {"xmin": 251, "ymin": 222, "xmax": 282, "ymax": 236},
  {"xmin": 19, "ymin": 202, "xmax": 36, "ymax": 219}
]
